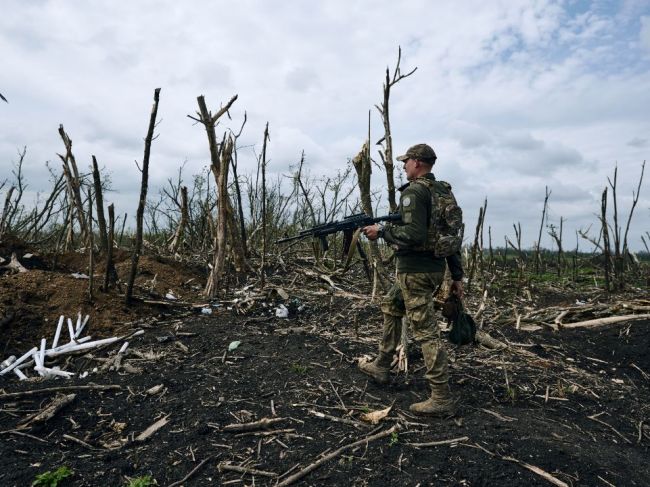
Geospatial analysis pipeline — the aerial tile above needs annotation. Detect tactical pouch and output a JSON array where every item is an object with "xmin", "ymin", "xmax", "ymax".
[{"xmin": 445, "ymin": 294, "xmax": 477, "ymax": 346}]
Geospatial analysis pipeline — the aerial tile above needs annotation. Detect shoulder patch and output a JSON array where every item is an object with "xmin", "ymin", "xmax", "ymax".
[{"xmin": 402, "ymin": 196, "xmax": 412, "ymax": 207}]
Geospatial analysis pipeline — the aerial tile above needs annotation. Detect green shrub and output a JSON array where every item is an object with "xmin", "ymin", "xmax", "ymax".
[{"xmin": 32, "ymin": 466, "xmax": 73, "ymax": 487}]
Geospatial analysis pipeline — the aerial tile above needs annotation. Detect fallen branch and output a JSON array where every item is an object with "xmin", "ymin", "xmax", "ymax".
[
  {"xmin": 308, "ymin": 409, "xmax": 368, "ymax": 429},
  {"xmin": 135, "ymin": 414, "xmax": 170, "ymax": 442},
  {"xmin": 0, "ymin": 429, "xmax": 50, "ymax": 443},
  {"xmin": 167, "ymin": 456, "xmax": 213, "ymax": 487},
  {"xmin": 19, "ymin": 393, "xmax": 76, "ymax": 429},
  {"xmin": 588, "ymin": 413, "xmax": 633, "ymax": 444},
  {"xmin": 277, "ymin": 423, "xmax": 400, "ymax": 486},
  {"xmin": 0, "ymin": 384, "xmax": 121, "ymax": 400},
  {"xmin": 469, "ymin": 442, "xmax": 569, "ymax": 487},
  {"xmin": 406, "ymin": 435, "xmax": 469, "ymax": 447},
  {"xmin": 560, "ymin": 314, "xmax": 650, "ymax": 330},
  {"xmin": 218, "ymin": 462, "xmax": 278, "ymax": 478},
  {"xmin": 222, "ymin": 417, "xmax": 286, "ymax": 432},
  {"xmin": 62, "ymin": 433, "xmax": 102, "ymax": 450}
]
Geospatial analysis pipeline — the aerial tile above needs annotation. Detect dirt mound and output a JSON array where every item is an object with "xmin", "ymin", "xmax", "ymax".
[{"xmin": 0, "ymin": 246, "xmax": 207, "ymax": 355}]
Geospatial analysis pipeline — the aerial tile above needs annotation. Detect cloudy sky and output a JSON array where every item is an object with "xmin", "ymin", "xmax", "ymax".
[{"xmin": 1, "ymin": 0, "xmax": 649, "ymax": 251}]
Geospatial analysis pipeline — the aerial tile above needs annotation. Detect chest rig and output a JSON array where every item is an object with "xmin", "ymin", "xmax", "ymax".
[{"xmin": 410, "ymin": 176, "xmax": 464, "ymax": 257}]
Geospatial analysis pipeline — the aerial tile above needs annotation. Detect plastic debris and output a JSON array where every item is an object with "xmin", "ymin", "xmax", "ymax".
[
  {"xmin": 165, "ymin": 292, "xmax": 178, "ymax": 300},
  {"xmin": 201, "ymin": 307, "xmax": 213, "ymax": 315},
  {"xmin": 228, "ymin": 340, "xmax": 241, "ymax": 352},
  {"xmin": 70, "ymin": 273, "xmax": 90, "ymax": 279},
  {"xmin": 275, "ymin": 304, "xmax": 289, "ymax": 318}
]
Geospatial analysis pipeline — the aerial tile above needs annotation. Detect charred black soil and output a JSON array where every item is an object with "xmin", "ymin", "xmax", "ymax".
[{"xmin": 1, "ymin": 289, "xmax": 649, "ymax": 486}]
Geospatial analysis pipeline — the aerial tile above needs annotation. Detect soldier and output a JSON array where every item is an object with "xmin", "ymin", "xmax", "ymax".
[{"xmin": 359, "ymin": 143, "xmax": 464, "ymax": 416}]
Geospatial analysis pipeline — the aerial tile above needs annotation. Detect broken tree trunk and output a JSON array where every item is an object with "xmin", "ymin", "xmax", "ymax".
[
  {"xmin": 58, "ymin": 125, "xmax": 88, "ymax": 243},
  {"xmin": 103, "ymin": 204, "xmax": 117, "ymax": 291},
  {"xmin": 91, "ymin": 155, "xmax": 109, "ymax": 252},
  {"xmin": 375, "ymin": 46, "xmax": 417, "ymax": 213},
  {"xmin": 168, "ymin": 186, "xmax": 188, "ymax": 254},
  {"xmin": 126, "ymin": 88, "xmax": 161, "ymax": 304},
  {"xmin": 205, "ymin": 135, "xmax": 234, "ymax": 297},
  {"xmin": 193, "ymin": 94, "xmax": 238, "ymax": 297},
  {"xmin": 260, "ymin": 122, "xmax": 270, "ymax": 287},
  {"xmin": 351, "ymin": 139, "xmax": 389, "ymax": 292}
]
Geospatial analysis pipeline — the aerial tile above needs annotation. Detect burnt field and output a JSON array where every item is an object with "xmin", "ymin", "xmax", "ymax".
[{"xmin": 1, "ymin": 251, "xmax": 649, "ymax": 486}]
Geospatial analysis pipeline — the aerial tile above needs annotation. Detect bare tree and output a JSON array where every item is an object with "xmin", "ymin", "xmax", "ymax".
[
  {"xmin": 190, "ymin": 94, "xmax": 243, "ymax": 296},
  {"xmin": 600, "ymin": 188, "xmax": 612, "ymax": 293},
  {"xmin": 375, "ymin": 46, "xmax": 417, "ymax": 213},
  {"xmin": 534, "ymin": 186, "xmax": 550, "ymax": 274},
  {"xmin": 622, "ymin": 161, "xmax": 645, "ymax": 259},
  {"xmin": 260, "ymin": 122, "xmax": 270, "ymax": 287},
  {"xmin": 125, "ymin": 88, "xmax": 161, "ymax": 304},
  {"xmin": 167, "ymin": 186, "xmax": 189, "ymax": 254},
  {"xmin": 351, "ymin": 139, "xmax": 388, "ymax": 290},
  {"xmin": 91, "ymin": 156, "xmax": 108, "ymax": 252},
  {"xmin": 58, "ymin": 126, "xmax": 88, "ymax": 243}
]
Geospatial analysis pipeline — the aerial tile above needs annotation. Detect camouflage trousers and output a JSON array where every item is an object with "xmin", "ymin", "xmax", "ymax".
[{"xmin": 379, "ymin": 272, "xmax": 449, "ymax": 388}]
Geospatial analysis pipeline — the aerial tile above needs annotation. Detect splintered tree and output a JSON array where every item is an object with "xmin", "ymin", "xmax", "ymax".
[
  {"xmin": 190, "ymin": 94, "xmax": 247, "ymax": 297},
  {"xmin": 351, "ymin": 138, "xmax": 388, "ymax": 292},
  {"xmin": 375, "ymin": 46, "xmax": 417, "ymax": 213},
  {"xmin": 125, "ymin": 88, "xmax": 161, "ymax": 305},
  {"xmin": 58, "ymin": 125, "xmax": 88, "ymax": 245}
]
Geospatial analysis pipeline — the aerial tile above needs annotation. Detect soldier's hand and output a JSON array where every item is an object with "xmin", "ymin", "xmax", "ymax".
[
  {"xmin": 450, "ymin": 280, "xmax": 464, "ymax": 299},
  {"xmin": 362, "ymin": 224, "xmax": 380, "ymax": 241}
]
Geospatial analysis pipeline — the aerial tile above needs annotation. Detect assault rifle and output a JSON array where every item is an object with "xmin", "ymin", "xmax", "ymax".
[{"xmin": 276, "ymin": 212, "xmax": 401, "ymax": 251}]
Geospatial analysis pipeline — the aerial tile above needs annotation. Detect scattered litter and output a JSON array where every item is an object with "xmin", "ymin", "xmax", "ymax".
[
  {"xmin": 70, "ymin": 273, "xmax": 89, "ymax": 279},
  {"xmin": 275, "ymin": 304, "xmax": 289, "ymax": 318},
  {"xmin": 228, "ymin": 340, "xmax": 241, "ymax": 352},
  {"xmin": 0, "ymin": 355, "xmax": 16, "ymax": 370},
  {"xmin": 201, "ymin": 307, "xmax": 213, "ymax": 315},
  {"xmin": 360, "ymin": 404, "xmax": 393, "ymax": 425},
  {"xmin": 0, "ymin": 314, "xmax": 142, "ymax": 381},
  {"xmin": 22, "ymin": 253, "xmax": 33, "ymax": 259},
  {"xmin": 146, "ymin": 384, "xmax": 165, "ymax": 395},
  {"xmin": 165, "ymin": 291, "xmax": 178, "ymax": 300}
]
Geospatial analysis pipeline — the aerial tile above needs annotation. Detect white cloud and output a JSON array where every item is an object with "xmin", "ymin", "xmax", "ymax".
[{"xmin": 1, "ymin": 0, "xmax": 649, "ymax": 250}]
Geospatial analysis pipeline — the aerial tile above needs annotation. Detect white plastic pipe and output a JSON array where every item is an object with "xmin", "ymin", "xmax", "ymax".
[
  {"xmin": 52, "ymin": 315, "xmax": 65, "ymax": 349},
  {"xmin": 0, "ymin": 347, "xmax": 38, "ymax": 375},
  {"xmin": 67, "ymin": 318, "xmax": 75, "ymax": 342},
  {"xmin": 75, "ymin": 314, "xmax": 90, "ymax": 338},
  {"xmin": 45, "ymin": 336, "xmax": 93, "ymax": 356},
  {"xmin": 47, "ymin": 336, "xmax": 121, "ymax": 357},
  {"xmin": 33, "ymin": 350, "xmax": 42, "ymax": 369},
  {"xmin": 13, "ymin": 368, "xmax": 27, "ymax": 380},
  {"xmin": 0, "ymin": 355, "xmax": 16, "ymax": 371},
  {"xmin": 39, "ymin": 338, "xmax": 46, "ymax": 367},
  {"xmin": 34, "ymin": 366, "xmax": 75, "ymax": 378},
  {"xmin": 118, "ymin": 342, "xmax": 129, "ymax": 354}
]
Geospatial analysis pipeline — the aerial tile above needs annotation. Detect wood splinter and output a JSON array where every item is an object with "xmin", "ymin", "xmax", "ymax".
[
  {"xmin": 19, "ymin": 393, "xmax": 76, "ymax": 429},
  {"xmin": 222, "ymin": 417, "xmax": 286, "ymax": 432}
]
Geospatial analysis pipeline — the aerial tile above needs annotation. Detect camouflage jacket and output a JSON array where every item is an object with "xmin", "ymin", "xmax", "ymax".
[{"xmin": 383, "ymin": 173, "xmax": 464, "ymax": 279}]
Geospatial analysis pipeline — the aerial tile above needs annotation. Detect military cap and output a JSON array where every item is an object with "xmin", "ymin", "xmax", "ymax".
[{"xmin": 396, "ymin": 143, "xmax": 437, "ymax": 164}]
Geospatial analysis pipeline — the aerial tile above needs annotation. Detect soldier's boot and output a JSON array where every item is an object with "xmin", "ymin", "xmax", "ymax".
[
  {"xmin": 409, "ymin": 340, "xmax": 457, "ymax": 416},
  {"xmin": 358, "ymin": 352, "xmax": 392, "ymax": 384},
  {"xmin": 409, "ymin": 385, "xmax": 458, "ymax": 417}
]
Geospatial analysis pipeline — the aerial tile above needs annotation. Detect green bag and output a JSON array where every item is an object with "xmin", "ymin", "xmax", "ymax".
[{"xmin": 443, "ymin": 294, "xmax": 477, "ymax": 346}]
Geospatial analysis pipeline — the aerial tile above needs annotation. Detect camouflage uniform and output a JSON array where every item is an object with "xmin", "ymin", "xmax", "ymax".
[{"xmin": 359, "ymin": 144, "xmax": 464, "ymax": 416}]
